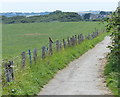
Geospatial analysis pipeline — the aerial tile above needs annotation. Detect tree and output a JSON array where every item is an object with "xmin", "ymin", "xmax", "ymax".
[
  {"xmin": 83, "ymin": 13, "xmax": 91, "ymax": 20},
  {"xmin": 100, "ymin": 11, "xmax": 106, "ymax": 15}
]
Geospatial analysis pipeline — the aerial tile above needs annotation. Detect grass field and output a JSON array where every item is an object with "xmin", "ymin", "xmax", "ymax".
[
  {"xmin": 2, "ymin": 21, "xmax": 109, "ymax": 95},
  {"xmin": 2, "ymin": 22, "xmax": 106, "ymax": 58}
]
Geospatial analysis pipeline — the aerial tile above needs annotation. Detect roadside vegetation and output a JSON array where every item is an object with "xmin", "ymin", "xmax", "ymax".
[{"xmin": 104, "ymin": 7, "xmax": 120, "ymax": 96}]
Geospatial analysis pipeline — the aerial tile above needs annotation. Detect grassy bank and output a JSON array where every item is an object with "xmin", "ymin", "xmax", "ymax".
[
  {"xmin": 104, "ymin": 7, "xmax": 120, "ymax": 97},
  {"xmin": 104, "ymin": 55, "xmax": 119, "ymax": 96},
  {"xmin": 2, "ymin": 31, "xmax": 108, "ymax": 95}
]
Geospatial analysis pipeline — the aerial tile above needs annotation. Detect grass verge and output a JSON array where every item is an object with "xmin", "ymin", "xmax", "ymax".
[
  {"xmin": 104, "ymin": 56, "xmax": 120, "ymax": 96},
  {"xmin": 3, "ymin": 32, "xmax": 108, "ymax": 96}
]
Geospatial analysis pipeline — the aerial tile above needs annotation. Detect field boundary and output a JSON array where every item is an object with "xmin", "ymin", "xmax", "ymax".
[
  {"xmin": 2, "ymin": 29, "xmax": 102, "ymax": 82},
  {"xmin": 2, "ymin": 29, "xmax": 107, "ymax": 95}
]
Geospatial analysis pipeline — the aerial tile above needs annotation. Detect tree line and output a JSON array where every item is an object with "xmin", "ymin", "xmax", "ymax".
[
  {"xmin": 2, "ymin": 10, "xmax": 82, "ymax": 24},
  {"xmin": 1, "ymin": 10, "xmax": 112, "ymax": 24}
]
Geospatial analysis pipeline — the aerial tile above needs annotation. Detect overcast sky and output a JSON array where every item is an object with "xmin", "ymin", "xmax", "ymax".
[{"xmin": 0, "ymin": 0, "xmax": 119, "ymax": 12}]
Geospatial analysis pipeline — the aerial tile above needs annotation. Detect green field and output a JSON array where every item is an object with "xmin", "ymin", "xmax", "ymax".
[
  {"xmin": 2, "ymin": 22, "xmax": 105, "ymax": 58},
  {"xmin": 2, "ymin": 21, "xmax": 109, "ymax": 95}
]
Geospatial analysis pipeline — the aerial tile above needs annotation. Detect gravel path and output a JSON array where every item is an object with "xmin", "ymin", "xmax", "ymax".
[{"xmin": 38, "ymin": 36, "xmax": 112, "ymax": 95}]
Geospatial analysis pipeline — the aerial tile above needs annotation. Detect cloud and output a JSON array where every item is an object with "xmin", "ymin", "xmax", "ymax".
[{"xmin": 1, "ymin": 0, "xmax": 119, "ymax": 3}]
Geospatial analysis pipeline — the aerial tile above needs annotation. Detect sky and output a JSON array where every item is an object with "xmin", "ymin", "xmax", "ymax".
[{"xmin": 0, "ymin": 0, "xmax": 119, "ymax": 12}]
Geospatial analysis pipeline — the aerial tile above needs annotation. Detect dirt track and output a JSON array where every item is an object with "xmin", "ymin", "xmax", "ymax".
[{"xmin": 38, "ymin": 36, "xmax": 112, "ymax": 95}]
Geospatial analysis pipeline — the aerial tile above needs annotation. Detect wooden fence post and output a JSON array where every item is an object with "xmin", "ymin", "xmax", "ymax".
[
  {"xmin": 67, "ymin": 37, "xmax": 70, "ymax": 46},
  {"xmin": 70, "ymin": 37, "xmax": 72, "ymax": 46},
  {"xmin": 49, "ymin": 37, "xmax": 53, "ymax": 55},
  {"xmin": 72, "ymin": 36, "xmax": 75, "ymax": 46},
  {"xmin": 59, "ymin": 42, "xmax": 62, "ymax": 49},
  {"xmin": 78, "ymin": 34, "xmax": 80, "ymax": 44},
  {"xmin": 96, "ymin": 31, "xmax": 99, "ymax": 37},
  {"xmin": 75, "ymin": 35, "xmax": 77, "ymax": 45},
  {"xmin": 63, "ymin": 39, "xmax": 66, "ymax": 48},
  {"xmin": 28, "ymin": 49, "xmax": 32, "ymax": 64},
  {"xmin": 4, "ymin": 61, "xmax": 14, "ymax": 82},
  {"xmin": 33, "ymin": 48, "xmax": 37, "ymax": 64},
  {"xmin": 79, "ymin": 34, "xmax": 82, "ymax": 43},
  {"xmin": 42, "ymin": 46, "xmax": 46, "ymax": 59},
  {"xmin": 91, "ymin": 32, "xmax": 94, "ymax": 39},
  {"xmin": 21, "ymin": 51, "xmax": 26, "ymax": 67},
  {"xmin": 86, "ymin": 34, "xmax": 91, "ymax": 40},
  {"xmin": 56, "ymin": 40, "xmax": 59, "ymax": 51},
  {"xmin": 46, "ymin": 47, "xmax": 49, "ymax": 55},
  {"xmin": 81, "ymin": 34, "xmax": 84, "ymax": 41}
]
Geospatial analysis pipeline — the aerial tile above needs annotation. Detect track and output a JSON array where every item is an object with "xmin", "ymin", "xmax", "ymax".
[{"xmin": 38, "ymin": 36, "xmax": 112, "ymax": 95}]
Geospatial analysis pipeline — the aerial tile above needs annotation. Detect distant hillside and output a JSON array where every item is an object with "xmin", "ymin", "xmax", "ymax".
[
  {"xmin": 0, "ymin": 12, "xmax": 50, "ymax": 17},
  {"xmin": 2, "ymin": 10, "xmax": 82, "ymax": 24}
]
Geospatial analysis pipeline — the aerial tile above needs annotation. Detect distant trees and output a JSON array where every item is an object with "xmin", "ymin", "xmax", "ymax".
[
  {"xmin": 83, "ymin": 13, "xmax": 91, "ymax": 20},
  {"xmin": 100, "ymin": 11, "xmax": 112, "ymax": 15},
  {"xmin": 1, "ymin": 10, "xmax": 113, "ymax": 24},
  {"xmin": 50, "ymin": 10, "xmax": 62, "ymax": 15},
  {"xmin": 2, "ymin": 10, "xmax": 82, "ymax": 24},
  {"xmin": 100, "ymin": 11, "xmax": 106, "ymax": 15}
]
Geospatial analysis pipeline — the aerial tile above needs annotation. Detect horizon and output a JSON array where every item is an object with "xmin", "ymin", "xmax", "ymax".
[
  {"xmin": 0, "ymin": 0, "xmax": 119, "ymax": 13},
  {"xmin": 0, "ymin": 10, "xmax": 114, "ymax": 13}
]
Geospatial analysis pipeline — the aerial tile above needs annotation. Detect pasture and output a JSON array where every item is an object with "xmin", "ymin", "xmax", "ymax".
[
  {"xmin": 2, "ymin": 22, "xmax": 106, "ymax": 59},
  {"xmin": 2, "ymin": 21, "xmax": 109, "ymax": 95}
]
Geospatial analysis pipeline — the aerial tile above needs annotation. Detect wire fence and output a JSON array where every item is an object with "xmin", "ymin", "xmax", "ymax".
[{"xmin": 2, "ymin": 29, "xmax": 106, "ymax": 86}]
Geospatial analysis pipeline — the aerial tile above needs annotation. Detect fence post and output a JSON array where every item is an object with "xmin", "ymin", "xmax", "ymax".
[
  {"xmin": 86, "ymin": 34, "xmax": 91, "ymax": 40},
  {"xmin": 46, "ymin": 47, "xmax": 49, "ymax": 55},
  {"xmin": 78, "ymin": 34, "xmax": 80, "ymax": 44},
  {"xmin": 4, "ymin": 61, "xmax": 14, "ymax": 82},
  {"xmin": 28, "ymin": 49, "xmax": 32, "ymax": 64},
  {"xmin": 56, "ymin": 40, "xmax": 59, "ymax": 51},
  {"xmin": 75, "ymin": 35, "xmax": 77, "ymax": 45},
  {"xmin": 42, "ymin": 46, "xmax": 46, "ymax": 59},
  {"xmin": 70, "ymin": 37, "xmax": 72, "ymax": 46},
  {"xmin": 49, "ymin": 37, "xmax": 53, "ymax": 55},
  {"xmin": 92, "ymin": 32, "xmax": 94, "ymax": 39},
  {"xmin": 63, "ymin": 39, "xmax": 66, "ymax": 48},
  {"xmin": 72, "ymin": 36, "xmax": 75, "ymax": 46},
  {"xmin": 33, "ymin": 48, "xmax": 37, "ymax": 64},
  {"xmin": 67, "ymin": 37, "xmax": 70, "ymax": 46},
  {"xmin": 21, "ymin": 51, "xmax": 26, "ymax": 67},
  {"xmin": 81, "ymin": 34, "xmax": 84, "ymax": 42},
  {"xmin": 59, "ymin": 42, "xmax": 62, "ymax": 49}
]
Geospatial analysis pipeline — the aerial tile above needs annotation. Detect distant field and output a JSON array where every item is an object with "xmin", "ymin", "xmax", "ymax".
[{"xmin": 2, "ymin": 22, "xmax": 106, "ymax": 58}]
